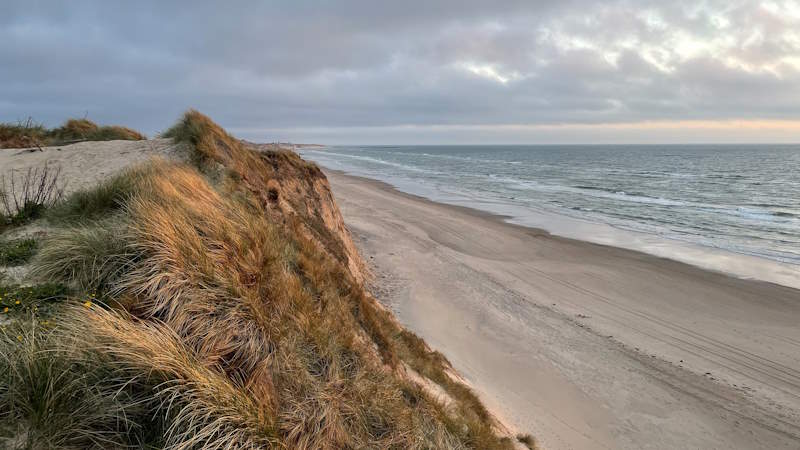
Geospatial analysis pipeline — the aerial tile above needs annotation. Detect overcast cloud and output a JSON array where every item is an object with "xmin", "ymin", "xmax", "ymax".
[{"xmin": 2, "ymin": 1, "xmax": 800, "ymax": 143}]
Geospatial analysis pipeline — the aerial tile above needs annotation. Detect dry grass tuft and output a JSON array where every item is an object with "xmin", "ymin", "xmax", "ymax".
[
  {"xmin": 0, "ymin": 118, "xmax": 47, "ymax": 149},
  {"xmin": 56, "ymin": 118, "xmax": 98, "ymax": 138},
  {"xmin": 73, "ymin": 305, "xmax": 281, "ymax": 449},
  {"xmin": 0, "ymin": 117, "xmax": 145, "ymax": 149},
  {"xmin": 50, "ymin": 119, "xmax": 147, "ymax": 143},
  {"xmin": 0, "ymin": 307, "xmax": 279, "ymax": 449},
  {"xmin": 0, "ymin": 317, "xmax": 150, "ymax": 449}
]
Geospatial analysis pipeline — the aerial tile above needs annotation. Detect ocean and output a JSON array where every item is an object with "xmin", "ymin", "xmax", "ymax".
[{"xmin": 300, "ymin": 144, "xmax": 800, "ymax": 269}]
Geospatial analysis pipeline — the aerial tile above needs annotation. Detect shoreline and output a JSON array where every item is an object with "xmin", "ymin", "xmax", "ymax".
[
  {"xmin": 302, "ymin": 153, "xmax": 800, "ymax": 290},
  {"xmin": 323, "ymin": 168, "xmax": 800, "ymax": 449},
  {"xmin": 323, "ymin": 167, "xmax": 800, "ymax": 290}
]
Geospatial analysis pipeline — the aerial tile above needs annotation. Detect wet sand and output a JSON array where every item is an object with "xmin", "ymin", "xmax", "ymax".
[{"xmin": 324, "ymin": 169, "xmax": 800, "ymax": 450}]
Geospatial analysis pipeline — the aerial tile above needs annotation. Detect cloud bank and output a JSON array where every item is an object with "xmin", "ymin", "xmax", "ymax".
[{"xmin": 2, "ymin": 0, "xmax": 800, "ymax": 143}]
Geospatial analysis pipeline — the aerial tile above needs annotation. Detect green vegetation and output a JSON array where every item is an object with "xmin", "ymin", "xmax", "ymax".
[
  {"xmin": 0, "ymin": 111, "xmax": 518, "ymax": 449},
  {"xmin": 46, "ymin": 169, "xmax": 139, "ymax": 224},
  {"xmin": 0, "ymin": 281, "xmax": 70, "ymax": 320},
  {"xmin": 5, "ymin": 202, "xmax": 46, "ymax": 227},
  {"xmin": 0, "ymin": 238, "xmax": 37, "ymax": 266},
  {"xmin": 33, "ymin": 219, "xmax": 135, "ymax": 295},
  {"xmin": 0, "ymin": 117, "xmax": 145, "ymax": 149}
]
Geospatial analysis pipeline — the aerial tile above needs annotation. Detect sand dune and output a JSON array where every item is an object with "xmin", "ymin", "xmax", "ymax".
[{"xmin": 325, "ymin": 169, "xmax": 800, "ymax": 450}]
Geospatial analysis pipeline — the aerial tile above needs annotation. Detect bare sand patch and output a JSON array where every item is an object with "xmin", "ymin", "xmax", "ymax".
[{"xmin": 1, "ymin": 138, "xmax": 188, "ymax": 198}]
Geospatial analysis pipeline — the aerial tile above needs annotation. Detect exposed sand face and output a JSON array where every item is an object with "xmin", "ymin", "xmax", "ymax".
[
  {"xmin": 0, "ymin": 138, "xmax": 188, "ymax": 200},
  {"xmin": 325, "ymin": 169, "xmax": 800, "ymax": 450}
]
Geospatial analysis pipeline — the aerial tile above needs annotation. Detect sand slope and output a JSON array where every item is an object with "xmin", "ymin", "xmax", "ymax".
[{"xmin": 325, "ymin": 169, "xmax": 800, "ymax": 450}]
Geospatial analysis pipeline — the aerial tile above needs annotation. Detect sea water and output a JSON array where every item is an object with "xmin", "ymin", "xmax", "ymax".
[{"xmin": 300, "ymin": 144, "xmax": 800, "ymax": 283}]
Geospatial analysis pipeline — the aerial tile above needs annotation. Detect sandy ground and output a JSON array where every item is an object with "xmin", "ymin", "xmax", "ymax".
[
  {"xmin": 0, "ymin": 138, "xmax": 187, "ymax": 199},
  {"xmin": 324, "ymin": 169, "xmax": 800, "ymax": 450}
]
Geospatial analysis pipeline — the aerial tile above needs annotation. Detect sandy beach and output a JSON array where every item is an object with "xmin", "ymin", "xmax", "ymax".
[{"xmin": 324, "ymin": 169, "xmax": 800, "ymax": 449}]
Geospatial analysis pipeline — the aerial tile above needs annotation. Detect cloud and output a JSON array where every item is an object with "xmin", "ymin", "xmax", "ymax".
[{"xmin": 1, "ymin": 0, "xmax": 798, "ymax": 143}]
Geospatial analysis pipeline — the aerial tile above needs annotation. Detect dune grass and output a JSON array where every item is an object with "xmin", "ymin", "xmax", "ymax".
[
  {"xmin": 48, "ymin": 119, "xmax": 146, "ymax": 144},
  {"xmin": 0, "ymin": 319, "xmax": 154, "ymax": 449},
  {"xmin": 33, "ymin": 219, "xmax": 136, "ymax": 296},
  {"xmin": 45, "ymin": 165, "xmax": 142, "ymax": 224},
  {"xmin": 0, "ymin": 118, "xmax": 145, "ymax": 149},
  {"xmin": 0, "ymin": 111, "xmax": 518, "ymax": 449},
  {"xmin": 0, "ymin": 118, "xmax": 48, "ymax": 149}
]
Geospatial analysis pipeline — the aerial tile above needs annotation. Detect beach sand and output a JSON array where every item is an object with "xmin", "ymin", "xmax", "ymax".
[{"xmin": 324, "ymin": 169, "xmax": 800, "ymax": 450}]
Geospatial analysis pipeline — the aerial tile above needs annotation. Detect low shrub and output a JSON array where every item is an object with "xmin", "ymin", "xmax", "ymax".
[{"xmin": 0, "ymin": 163, "xmax": 65, "ymax": 228}]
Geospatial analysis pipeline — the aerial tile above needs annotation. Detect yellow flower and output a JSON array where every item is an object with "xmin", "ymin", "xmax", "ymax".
[
  {"xmin": 84, "ymin": 300, "xmax": 92, "ymax": 308},
  {"xmin": 2, "ymin": 307, "xmax": 8, "ymax": 313},
  {"xmin": 16, "ymin": 335, "xmax": 22, "ymax": 341},
  {"xmin": 15, "ymin": 300, "xmax": 20, "ymax": 305}
]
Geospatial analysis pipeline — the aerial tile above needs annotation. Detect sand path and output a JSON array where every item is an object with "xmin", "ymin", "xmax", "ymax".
[{"xmin": 325, "ymin": 169, "xmax": 800, "ymax": 450}]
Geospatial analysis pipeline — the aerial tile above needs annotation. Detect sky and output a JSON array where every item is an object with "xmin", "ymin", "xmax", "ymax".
[{"xmin": 2, "ymin": 0, "xmax": 800, "ymax": 144}]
